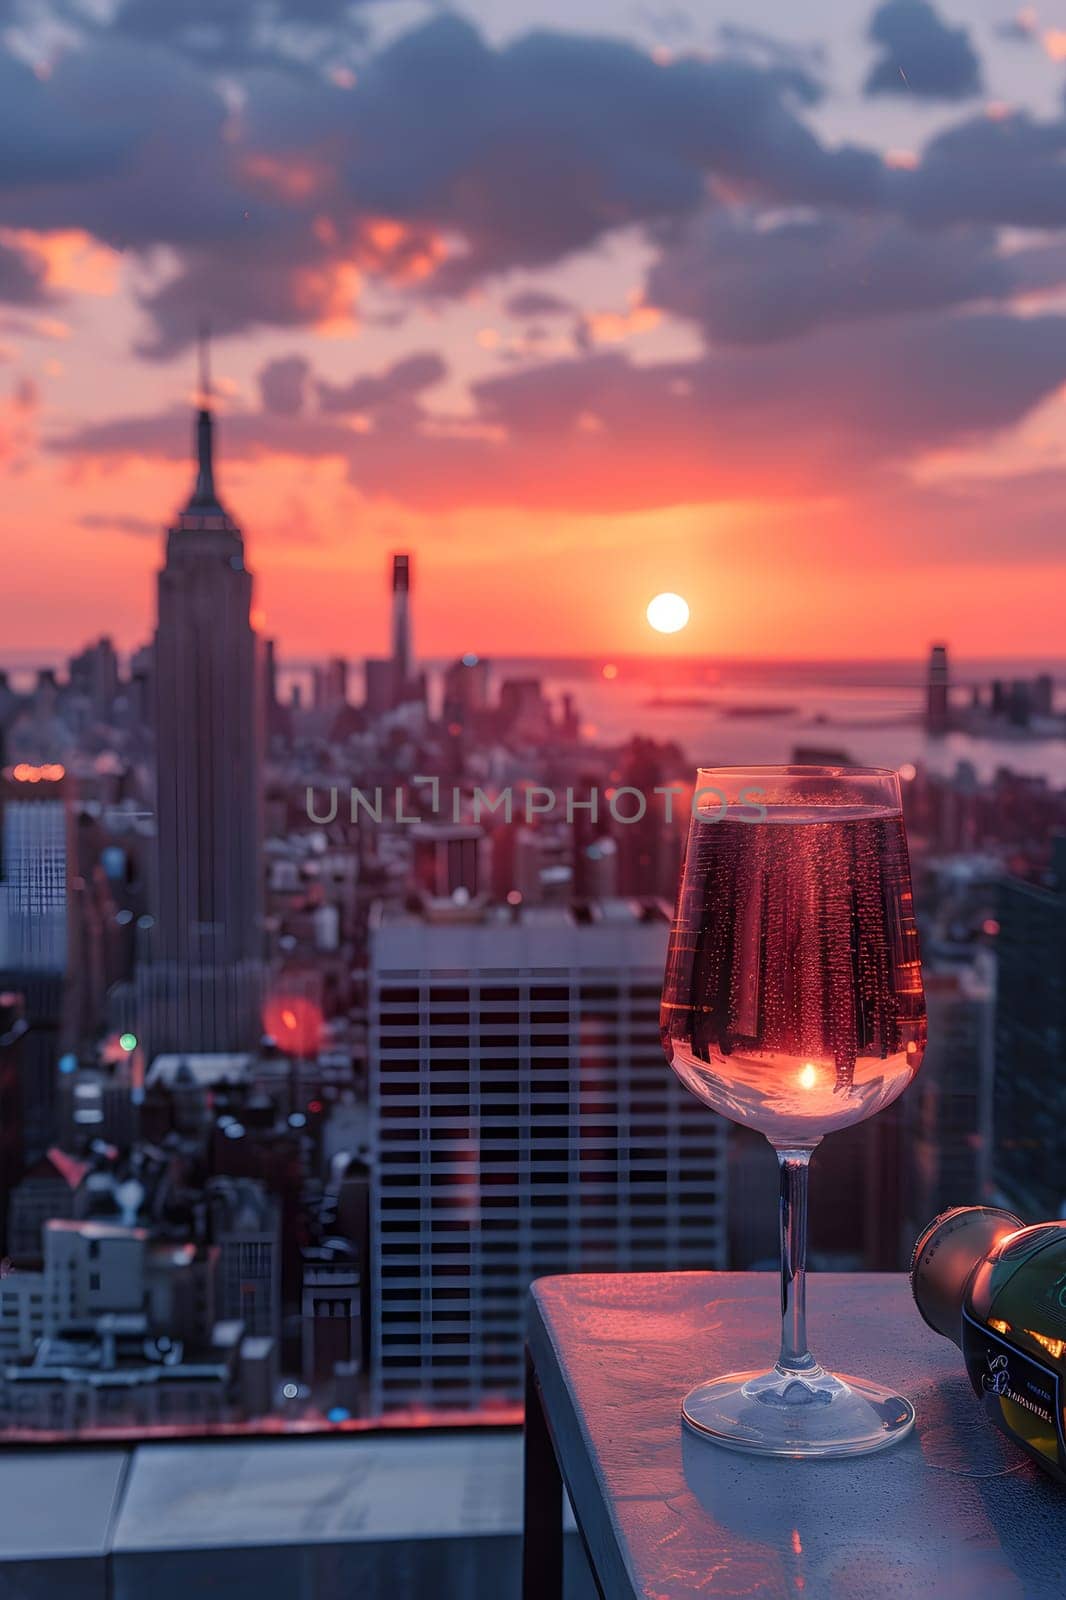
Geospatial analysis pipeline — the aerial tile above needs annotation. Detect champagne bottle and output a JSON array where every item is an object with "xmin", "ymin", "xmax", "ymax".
[{"xmin": 911, "ymin": 1205, "xmax": 1066, "ymax": 1485}]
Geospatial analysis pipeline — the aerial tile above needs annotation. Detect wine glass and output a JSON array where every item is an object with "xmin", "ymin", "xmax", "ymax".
[{"xmin": 661, "ymin": 765, "xmax": 926, "ymax": 1457}]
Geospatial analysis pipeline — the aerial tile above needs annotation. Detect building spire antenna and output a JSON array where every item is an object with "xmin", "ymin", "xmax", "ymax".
[
  {"xmin": 190, "ymin": 319, "xmax": 219, "ymax": 507},
  {"xmin": 198, "ymin": 319, "xmax": 212, "ymax": 411}
]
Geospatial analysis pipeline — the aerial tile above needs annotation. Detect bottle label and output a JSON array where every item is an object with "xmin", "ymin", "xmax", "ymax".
[{"xmin": 962, "ymin": 1307, "xmax": 1064, "ymax": 1470}]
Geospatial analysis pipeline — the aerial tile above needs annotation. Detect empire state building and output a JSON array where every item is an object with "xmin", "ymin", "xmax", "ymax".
[{"xmin": 147, "ymin": 365, "xmax": 263, "ymax": 1052}]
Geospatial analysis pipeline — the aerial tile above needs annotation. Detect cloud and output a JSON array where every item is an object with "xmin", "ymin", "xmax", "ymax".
[
  {"xmin": 1008, "ymin": 236, "xmax": 1066, "ymax": 296},
  {"xmin": 3, "ymin": 7, "xmax": 1066, "ymax": 359},
  {"xmin": 0, "ymin": 39, "xmax": 241, "ymax": 245},
  {"xmin": 52, "ymin": 310, "xmax": 1066, "ymax": 517},
  {"xmin": 574, "ymin": 300, "xmax": 662, "ymax": 348},
  {"xmin": 0, "ymin": 46, "xmax": 136, "ymax": 187},
  {"xmin": 865, "ymin": 0, "xmax": 982, "ymax": 99},
  {"xmin": 315, "ymin": 351, "xmax": 446, "ymax": 415},
  {"xmin": 340, "ymin": 17, "xmax": 883, "ymax": 296},
  {"xmin": 460, "ymin": 312, "xmax": 1066, "ymax": 489},
  {"xmin": 900, "ymin": 109, "xmax": 1066, "ymax": 226},
  {"xmin": 0, "ymin": 236, "xmax": 52, "ymax": 305},
  {"xmin": 504, "ymin": 289, "xmax": 574, "ymax": 319},
  {"xmin": 257, "ymin": 354, "xmax": 310, "ymax": 415},
  {"xmin": 0, "ymin": 31, "xmax": 433, "ymax": 350},
  {"xmin": 15, "ymin": 9, "xmax": 1066, "ymax": 351},
  {"xmin": 25, "ymin": 0, "xmax": 370, "ymax": 74},
  {"xmin": 646, "ymin": 210, "xmax": 1021, "ymax": 343},
  {"xmin": 0, "ymin": 16, "xmax": 890, "ymax": 347}
]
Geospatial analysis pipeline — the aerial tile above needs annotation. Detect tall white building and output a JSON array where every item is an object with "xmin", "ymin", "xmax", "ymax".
[{"xmin": 368, "ymin": 899, "xmax": 726, "ymax": 1413}]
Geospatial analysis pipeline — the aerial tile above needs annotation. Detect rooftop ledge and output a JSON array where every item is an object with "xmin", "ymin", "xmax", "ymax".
[
  {"xmin": 3, "ymin": 1272, "xmax": 1063, "ymax": 1599},
  {"xmin": 0, "ymin": 1429, "xmax": 593, "ymax": 1600}
]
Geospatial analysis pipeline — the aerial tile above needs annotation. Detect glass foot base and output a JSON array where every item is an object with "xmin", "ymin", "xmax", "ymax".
[{"xmin": 682, "ymin": 1365, "xmax": 915, "ymax": 1459}]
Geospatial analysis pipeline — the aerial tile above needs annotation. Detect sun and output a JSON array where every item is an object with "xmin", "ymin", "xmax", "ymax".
[{"xmin": 646, "ymin": 592, "xmax": 690, "ymax": 634}]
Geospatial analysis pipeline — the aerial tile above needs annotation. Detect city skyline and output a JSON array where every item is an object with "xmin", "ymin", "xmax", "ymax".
[
  {"xmin": 2, "ymin": 1, "xmax": 1066, "ymax": 660},
  {"xmin": 6, "ymin": 19, "xmax": 1066, "ymax": 1600},
  {"xmin": 2, "ymin": 363, "xmax": 1065, "ymax": 1436}
]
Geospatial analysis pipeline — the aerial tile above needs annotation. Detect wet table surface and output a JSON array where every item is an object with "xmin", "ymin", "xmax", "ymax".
[{"xmin": 525, "ymin": 1272, "xmax": 1066, "ymax": 1599}]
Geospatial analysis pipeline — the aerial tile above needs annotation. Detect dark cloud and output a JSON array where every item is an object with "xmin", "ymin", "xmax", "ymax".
[
  {"xmin": 52, "ymin": 310, "xmax": 1066, "ymax": 517},
  {"xmin": 900, "ymin": 110, "xmax": 1066, "ymax": 227},
  {"xmin": 27, "ymin": 0, "xmax": 369, "ymax": 73},
  {"xmin": 0, "ymin": 32, "xmax": 411, "ymax": 350},
  {"xmin": 646, "ymin": 210, "xmax": 1018, "ymax": 343},
  {"xmin": 0, "ymin": 16, "xmax": 890, "ymax": 346},
  {"xmin": 316, "ymin": 351, "xmax": 445, "ymax": 414},
  {"xmin": 1008, "ymin": 236, "xmax": 1066, "ymax": 294},
  {"xmin": 463, "ymin": 312, "xmax": 1066, "ymax": 479},
  {"xmin": 504, "ymin": 289, "xmax": 574, "ymax": 319},
  {"xmin": 0, "ymin": 47, "xmax": 137, "ymax": 187},
  {"xmin": 137, "ymin": 241, "xmax": 360, "ymax": 358},
  {"xmin": 865, "ymin": 0, "xmax": 982, "ymax": 100},
  {"xmin": 0, "ymin": 39, "xmax": 241, "ymax": 245},
  {"xmin": 258, "ymin": 354, "xmax": 310, "ymax": 415},
  {"xmin": 339, "ymin": 17, "xmax": 882, "ymax": 295},
  {"xmin": 4, "ymin": 7, "xmax": 1066, "ymax": 361},
  {"xmin": 0, "ymin": 237, "xmax": 51, "ymax": 305}
]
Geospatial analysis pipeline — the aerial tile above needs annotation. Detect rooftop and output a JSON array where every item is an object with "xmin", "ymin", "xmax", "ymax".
[
  {"xmin": 370, "ymin": 896, "xmax": 672, "ymax": 971},
  {"xmin": 0, "ymin": 1430, "xmax": 592, "ymax": 1598}
]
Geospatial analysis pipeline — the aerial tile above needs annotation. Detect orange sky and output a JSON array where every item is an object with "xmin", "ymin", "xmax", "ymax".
[
  {"xmin": 5, "ymin": 429, "xmax": 1066, "ymax": 665},
  {"xmin": 3, "ymin": 11, "xmax": 1066, "ymax": 668}
]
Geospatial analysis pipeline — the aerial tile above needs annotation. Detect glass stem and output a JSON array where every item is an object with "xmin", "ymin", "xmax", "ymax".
[{"xmin": 776, "ymin": 1148, "xmax": 817, "ymax": 1374}]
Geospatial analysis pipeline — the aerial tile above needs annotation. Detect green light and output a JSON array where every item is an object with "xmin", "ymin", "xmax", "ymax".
[{"xmin": 119, "ymin": 1032, "xmax": 138, "ymax": 1053}]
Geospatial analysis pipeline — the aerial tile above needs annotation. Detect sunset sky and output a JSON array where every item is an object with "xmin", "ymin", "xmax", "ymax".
[{"xmin": 1, "ymin": 0, "xmax": 1066, "ymax": 664}]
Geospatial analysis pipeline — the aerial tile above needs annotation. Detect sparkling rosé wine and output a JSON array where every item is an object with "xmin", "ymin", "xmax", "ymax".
[{"xmin": 661, "ymin": 805, "xmax": 926, "ymax": 1146}]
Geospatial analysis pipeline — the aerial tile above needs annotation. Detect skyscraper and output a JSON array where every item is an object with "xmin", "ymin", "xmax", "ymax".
[
  {"xmin": 368, "ymin": 899, "xmax": 726, "ymax": 1413},
  {"xmin": 0, "ymin": 993, "xmax": 26, "ymax": 1250},
  {"xmin": 391, "ymin": 553, "xmax": 412, "ymax": 688},
  {"xmin": 908, "ymin": 952, "xmax": 996, "ymax": 1230},
  {"xmin": 926, "ymin": 643, "xmax": 950, "ymax": 736},
  {"xmin": 363, "ymin": 553, "xmax": 425, "ymax": 716},
  {"xmin": 992, "ymin": 836, "xmax": 1066, "ymax": 1218},
  {"xmin": 67, "ymin": 637, "xmax": 119, "ymax": 725},
  {"xmin": 0, "ymin": 760, "xmax": 67, "ymax": 1161},
  {"xmin": 147, "ymin": 346, "xmax": 263, "ymax": 1053}
]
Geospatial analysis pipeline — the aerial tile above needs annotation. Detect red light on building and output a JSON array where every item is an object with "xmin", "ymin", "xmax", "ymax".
[{"xmin": 262, "ymin": 993, "xmax": 323, "ymax": 1058}]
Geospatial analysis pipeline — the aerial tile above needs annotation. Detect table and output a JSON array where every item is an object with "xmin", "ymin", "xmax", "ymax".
[{"xmin": 523, "ymin": 1272, "xmax": 1066, "ymax": 1599}]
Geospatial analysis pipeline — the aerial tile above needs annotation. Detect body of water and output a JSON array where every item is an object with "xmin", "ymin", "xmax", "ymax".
[{"xmin": 490, "ymin": 657, "xmax": 1066, "ymax": 787}]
